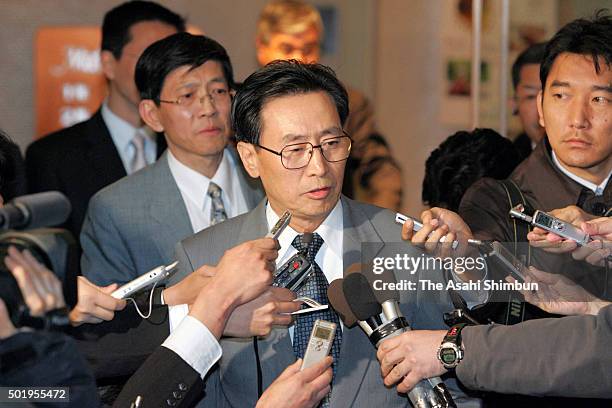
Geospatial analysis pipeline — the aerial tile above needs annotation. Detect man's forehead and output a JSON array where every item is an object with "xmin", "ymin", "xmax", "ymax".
[
  {"xmin": 548, "ymin": 52, "xmax": 612, "ymax": 85},
  {"xmin": 519, "ymin": 64, "xmax": 541, "ymax": 84},
  {"xmin": 164, "ymin": 62, "xmax": 225, "ymax": 87},
  {"xmin": 271, "ymin": 27, "xmax": 320, "ymax": 43},
  {"xmin": 126, "ymin": 20, "xmax": 177, "ymax": 48},
  {"xmin": 259, "ymin": 92, "xmax": 340, "ymax": 140}
]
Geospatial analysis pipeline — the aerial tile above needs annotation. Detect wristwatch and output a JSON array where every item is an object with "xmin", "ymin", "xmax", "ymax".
[{"xmin": 437, "ymin": 323, "xmax": 466, "ymax": 369}]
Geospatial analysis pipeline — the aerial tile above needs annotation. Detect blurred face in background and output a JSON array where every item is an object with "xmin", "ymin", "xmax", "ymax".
[
  {"xmin": 102, "ymin": 20, "xmax": 178, "ymax": 114},
  {"xmin": 514, "ymin": 63, "xmax": 546, "ymax": 144},
  {"xmin": 256, "ymin": 26, "xmax": 321, "ymax": 66},
  {"xmin": 354, "ymin": 160, "xmax": 403, "ymax": 212}
]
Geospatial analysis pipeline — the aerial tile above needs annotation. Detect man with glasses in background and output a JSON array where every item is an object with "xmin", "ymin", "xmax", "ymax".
[{"xmin": 80, "ymin": 32, "xmax": 265, "ymax": 293}]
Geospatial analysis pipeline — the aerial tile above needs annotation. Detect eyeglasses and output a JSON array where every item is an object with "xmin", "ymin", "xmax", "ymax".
[
  {"xmin": 159, "ymin": 87, "xmax": 230, "ymax": 110},
  {"xmin": 257, "ymin": 134, "xmax": 352, "ymax": 170}
]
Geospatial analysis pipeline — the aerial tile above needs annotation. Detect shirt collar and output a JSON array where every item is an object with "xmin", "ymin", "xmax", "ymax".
[
  {"xmin": 167, "ymin": 148, "xmax": 233, "ymax": 209},
  {"xmin": 266, "ymin": 199, "xmax": 344, "ymax": 260},
  {"xmin": 101, "ymin": 101, "xmax": 154, "ymax": 152},
  {"xmin": 552, "ymin": 151, "xmax": 612, "ymax": 196}
]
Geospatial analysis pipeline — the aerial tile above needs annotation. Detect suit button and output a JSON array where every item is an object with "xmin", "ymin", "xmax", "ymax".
[
  {"xmin": 167, "ymin": 398, "xmax": 177, "ymax": 406},
  {"xmin": 592, "ymin": 203, "xmax": 607, "ymax": 216},
  {"xmin": 178, "ymin": 383, "xmax": 188, "ymax": 391},
  {"xmin": 173, "ymin": 391, "xmax": 183, "ymax": 399}
]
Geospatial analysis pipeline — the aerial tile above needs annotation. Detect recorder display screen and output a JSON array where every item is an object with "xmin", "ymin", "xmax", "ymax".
[{"xmin": 315, "ymin": 326, "xmax": 332, "ymax": 339}]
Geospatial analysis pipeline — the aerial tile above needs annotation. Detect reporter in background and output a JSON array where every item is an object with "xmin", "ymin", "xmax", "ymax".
[
  {"xmin": 376, "ymin": 216, "xmax": 612, "ymax": 399},
  {"xmin": 1, "ymin": 239, "xmax": 332, "ymax": 408}
]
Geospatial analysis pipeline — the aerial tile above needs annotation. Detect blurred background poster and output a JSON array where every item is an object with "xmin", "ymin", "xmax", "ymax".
[
  {"xmin": 35, "ymin": 27, "xmax": 105, "ymax": 139},
  {"xmin": 438, "ymin": 0, "xmax": 557, "ymax": 129}
]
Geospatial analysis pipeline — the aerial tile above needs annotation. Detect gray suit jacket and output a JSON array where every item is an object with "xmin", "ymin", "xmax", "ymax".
[
  {"xmin": 173, "ymin": 197, "xmax": 470, "ymax": 408},
  {"xmin": 457, "ymin": 305, "xmax": 612, "ymax": 399},
  {"xmin": 81, "ymin": 149, "xmax": 263, "ymax": 286}
]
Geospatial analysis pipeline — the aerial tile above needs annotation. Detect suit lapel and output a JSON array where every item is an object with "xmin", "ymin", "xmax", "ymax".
[
  {"xmin": 146, "ymin": 154, "xmax": 194, "ymax": 261},
  {"xmin": 239, "ymin": 200, "xmax": 297, "ymax": 387},
  {"xmin": 330, "ymin": 197, "xmax": 385, "ymax": 408},
  {"xmin": 85, "ymin": 109, "xmax": 127, "ymax": 186}
]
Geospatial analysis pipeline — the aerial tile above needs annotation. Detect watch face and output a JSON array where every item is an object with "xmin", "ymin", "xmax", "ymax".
[{"xmin": 440, "ymin": 348, "xmax": 458, "ymax": 364}]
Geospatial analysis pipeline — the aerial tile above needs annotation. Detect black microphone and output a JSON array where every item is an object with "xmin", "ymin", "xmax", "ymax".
[
  {"xmin": 337, "ymin": 274, "xmax": 456, "ymax": 408},
  {"xmin": 327, "ymin": 279, "xmax": 357, "ymax": 328},
  {"xmin": 0, "ymin": 192, "xmax": 71, "ymax": 230}
]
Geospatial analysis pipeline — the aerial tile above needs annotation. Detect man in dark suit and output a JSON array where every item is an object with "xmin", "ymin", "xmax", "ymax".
[{"xmin": 25, "ymin": 1, "xmax": 184, "ymax": 237}]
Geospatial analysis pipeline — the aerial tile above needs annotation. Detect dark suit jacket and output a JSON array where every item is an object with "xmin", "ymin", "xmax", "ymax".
[
  {"xmin": 25, "ymin": 109, "xmax": 167, "ymax": 237},
  {"xmin": 113, "ymin": 346, "xmax": 204, "ymax": 408},
  {"xmin": 0, "ymin": 331, "xmax": 99, "ymax": 407},
  {"xmin": 0, "ymin": 136, "xmax": 27, "ymax": 200},
  {"xmin": 457, "ymin": 305, "xmax": 612, "ymax": 399},
  {"xmin": 0, "ymin": 329, "xmax": 203, "ymax": 408}
]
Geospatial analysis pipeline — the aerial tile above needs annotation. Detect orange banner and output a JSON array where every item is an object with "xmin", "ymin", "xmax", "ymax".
[{"xmin": 35, "ymin": 27, "xmax": 106, "ymax": 139}]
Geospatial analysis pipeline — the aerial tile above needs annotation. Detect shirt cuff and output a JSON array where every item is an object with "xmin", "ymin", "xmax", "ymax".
[
  {"xmin": 168, "ymin": 303, "xmax": 190, "ymax": 333},
  {"xmin": 162, "ymin": 315, "xmax": 222, "ymax": 379}
]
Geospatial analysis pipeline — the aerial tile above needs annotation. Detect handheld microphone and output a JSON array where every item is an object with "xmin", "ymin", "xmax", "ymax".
[
  {"xmin": 0, "ymin": 192, "xmax": 72, "ymax": 230},
  {"xmin": 327, "ymin": 279, "xmax": 357, "ymax": 328},
  {"xmin": 332, "ymin": 274, "xmax": 456, "ymax": 408}
]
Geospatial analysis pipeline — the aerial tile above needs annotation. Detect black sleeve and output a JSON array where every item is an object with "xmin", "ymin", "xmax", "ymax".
[
  {"xmin": 0, "ymin": 331, "xmax": 100, "ymax": 407},
  {"xmin": 113, "ymin": 346, "xmax": 204, "ymax": 408},
  {"xmin": 71, "ymin": 302, "xmax": 170, "ymax": 381}
]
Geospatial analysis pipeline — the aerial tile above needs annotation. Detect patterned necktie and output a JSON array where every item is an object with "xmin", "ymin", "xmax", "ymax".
[
  {"xmin": 291, "ymin": 233, "xmax": 342, "ymax": 407},
  {"xmin": 129, "ymin": 131, "xmax": 147, "ymax": 173},
  {"xmin": 207, "ymin": 182, "xmax": 228, "ymax": 225}
]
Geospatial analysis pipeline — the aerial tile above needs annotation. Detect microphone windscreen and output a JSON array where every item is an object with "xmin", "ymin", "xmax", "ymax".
[
  {"xmin": 372, "ymin": 269, "xmax": 401, "ymax": 304},
  {"xmin": 12, "ymin": 192, "xmax": 71, "ymax": 229},
  {"xmin": 349, "ymin": 262, "xmax": 400, "ymax": 305},
  {"xmin": 327, "ymin": 278, "xmax": 357, "ymax": 328},
  {"xmin": 343, "ymin": 273, "xmax": 382, "ymax": 321}
]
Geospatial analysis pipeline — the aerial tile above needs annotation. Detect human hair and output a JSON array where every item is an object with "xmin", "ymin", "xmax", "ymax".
[
  {"xmin": 511, "ymin": 42, "xmax": 547, "ymax": 90},
  {"xmin": 422, "ymin": 128, "xmax": 520, "ymax": 211},
  {"xmin": 364, "ymin": 132, "xmax": 390, "ymax": 149},
  {"xmin": 101, "ymin": 1, "xmax": 185, "ymax": 59},
  {"xmin": 256, "ymin": 0, "xmax": 323, "ymax": 44},
  {"xmin": 135, "ymin": 33, "xmax": 235, "ymax": 103},
  {"xmin": 232, "ymin": 60, "xmax": 348, "ymax": 145},
  {"xmin": 540, "ymin": 9, "xmax": 611, "ymax": 89},
  {"xmin": 358, "ymin": 156, "xmax": 401, "ymax": 192}
]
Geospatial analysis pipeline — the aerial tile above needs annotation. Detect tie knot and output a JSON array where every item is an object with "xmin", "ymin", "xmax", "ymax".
[
  {"xmin": 207, "ymin": 182, "xmax": 222, "ymax": 199},
  {"xmin": 132, "ymin": 131, "xmax": 145, "ymax": 148},
  {"xmin": 292, "ymin": 232, "xmax": 323, "ymax": 261}
]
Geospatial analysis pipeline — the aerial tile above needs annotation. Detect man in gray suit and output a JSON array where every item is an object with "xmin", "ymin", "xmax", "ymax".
[
  {"xmin": 81, "ymin": 33, "xmax": 264, "ymax": 288},
  {"xmin": 171, "ymin": 60, "xmax": 479, "ymax": 407}
]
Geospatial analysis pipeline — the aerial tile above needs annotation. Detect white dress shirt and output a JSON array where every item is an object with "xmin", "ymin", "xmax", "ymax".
[
  {"xmin": 552, "ymin": 151, "xmax": 611, "ymax": 196},
  {"xmin": 266, "ymin": 200, "xmax": 345, "ymax": 342},
  {"xmin": 100, "ymin": 102, "xmax": 156, "ymax": 173},
  {"xmin": 167, "ymin": 149, "xmax": 250, "ymax": 233},
  {"xmin": 162, "ymin": 315, "xmax": 222, "ymax": 378}
]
